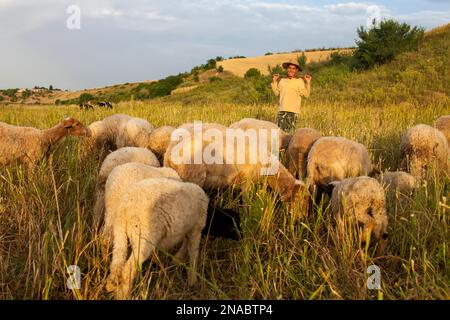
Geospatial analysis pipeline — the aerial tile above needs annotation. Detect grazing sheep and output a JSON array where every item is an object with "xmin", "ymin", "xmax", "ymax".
[
  {"xmin": 164, "ymin": 122, "xmax": 307, "ymax": 205},
  {"xmin": 286, "ymin": 128, "xmax": 322, "ymax": 179},
  {"xmin": 377, "ymin": 171, "xmax": 418, "ymax": 196},
  {"xmin": 116, "ymin": 117, "xmax": 154, "ymax": 149},
  {"xmin": 0, "ymin": 117, "xmax": 88, "ymax": 166},
  {"xmin": 329, "ymin": 176, "xmax": 388, "ymax": 254},
  {"xmin": 306, "ymin": 136, "xmax": 377, "ymax": 202},
  {"xmin": 147, "ymin": 126, "xmax": 175, "ymax": 159},
  {"xmin": 102, "ymin": 163, "xmax": 181, "ymax": 245},
  {"xmin": 92, "ymin": 147, "xmax": 160, "ymax": 229},
  {"xmin": 434, "ymin": 115, "xmax": 450, "ymax": 145},
  {"xmin": 229, "ymin": 118, "xmax": 291, "ymax": 150},
  {"xmin": 85, "ymin": 114, "xmax": 154, "ymax": 157},
  {"xmin": 106, "ymin": 178, "xmax": 208, "ymax": 299},
  {"xmin": 399, "ymin": 124, "xmax": 449, "ymax": 179}
]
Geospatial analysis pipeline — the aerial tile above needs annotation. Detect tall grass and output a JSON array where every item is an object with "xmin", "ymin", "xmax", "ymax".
[{"xmin": 0, "ymin": 101, "xmax": 448, "ymax": 300}]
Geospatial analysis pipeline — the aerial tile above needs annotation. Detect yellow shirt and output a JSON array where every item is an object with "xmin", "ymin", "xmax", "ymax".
[{"xmin": 271, "ymin": 77, "xmax": 310, "ymax": 114}]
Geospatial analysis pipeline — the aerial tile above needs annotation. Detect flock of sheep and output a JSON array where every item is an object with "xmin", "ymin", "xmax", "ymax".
[{"xmin": 0, "ymin": 113, "xmax": 449, "ymax": 299}]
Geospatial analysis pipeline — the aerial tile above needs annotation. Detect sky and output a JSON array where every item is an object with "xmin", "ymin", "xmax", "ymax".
[{"xmin": 0, "ymin": 0, "xmax": 449, "ymax": 90}]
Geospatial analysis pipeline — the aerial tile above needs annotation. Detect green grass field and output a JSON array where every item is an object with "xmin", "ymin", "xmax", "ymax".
[{"xmin": 0, "ymin": 24, "xmax": 449, "ymax": 300}]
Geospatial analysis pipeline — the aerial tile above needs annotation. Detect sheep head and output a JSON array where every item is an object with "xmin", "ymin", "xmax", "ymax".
[{"xmin": 63, "ymin": 117, "xmax": 89, "ymax": 137}]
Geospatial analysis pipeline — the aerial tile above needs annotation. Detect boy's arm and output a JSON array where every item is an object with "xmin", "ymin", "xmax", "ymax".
[{"xmin": 271, "ymin": 74, "xmax": 280, "ymax": 96}]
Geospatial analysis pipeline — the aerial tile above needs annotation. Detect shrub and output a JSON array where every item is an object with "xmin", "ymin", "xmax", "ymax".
[
  {"xmin": 265, "ymin": 52, "xmax": 273, "ymax": 56},
  {"xmin": 297, "ymin": 52, "xmax": 307, "ymax": 70},
  {"xmin": 209, "ymin": 76, "xmax": 222, "ymax": 83},
  {"xmin": 244, "ymin": 68, "xmax": 262, "ymax": 78},
  {"xmin": 354, "ymin": 19, "xmax": 424, "ymax": 69},
  {"xmin": 217, "ymin": 65, "xmax": 224, "ymax": 73},
  {"xmin": 78, "ymin": 93, "xmax": 94, "ymax": 104}
]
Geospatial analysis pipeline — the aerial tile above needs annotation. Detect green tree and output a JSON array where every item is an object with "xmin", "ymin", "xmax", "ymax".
[
  {"xmin": 217, "ymin": 65, "xmax": 224, "ymax": 73},
  {"xmin": 79, "ymin": 93, "xmax": 94, "ymax": 104},
  {"xmin": 354, "ymin": 19, "xmax": 424, "ymax": 69},
  {"xmin": 244, "ymin": 68, "xmax": 262, "ymax": 78},
  {"xmin": 297, "ymin": 52, "xmax": 307, "ymax": 70}
]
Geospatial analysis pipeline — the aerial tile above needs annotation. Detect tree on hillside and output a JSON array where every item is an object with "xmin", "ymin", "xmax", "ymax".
[
  {"xmin": 244, "ymin": 68, "xmax": 262, "ymax": 78},
  {"xmin": 297, "ymin": 52, "xmax": 307, "ymax": 70},
  {"xmin": 354, "ymin": 19, "xmax": 424, "ymax": 69}
]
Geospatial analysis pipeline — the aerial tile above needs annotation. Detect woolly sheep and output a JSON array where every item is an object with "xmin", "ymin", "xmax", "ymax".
[
  {"xmin": 0, "ymin": 117, "xmax": 88, "ymax": 166},
  {"xmin": 306, "ymin": 136, "xmax": 377, "ymax": 200},
  {"xmin": 286, "ymin": 128, "xmax": 322, "ymax": 179},
  {"xmin": 106, "ymin": 178, "xmax": 208, "ymax": 299},
  {"xmin": 330, "ymin": 176, "xmax": 388, "ymax": 254},
  {"xmin": 434, "ymin": 115, "xmax": 450, "ymax": 145},
  {"xmin": 147, "ymin": 125, "xmax": 175, "ymax": 159},
  {"xmin": 229, "ymin": 118, "xmax": 291, "ymax": 150},
  {"xmin": 102, "ymin": 163, "xmax": 181, "ymax": 245},
  {"xmin": 399, "ymin": 124, "xmax": 449, "ymax": 179},
  {"xmin": 85, "ymin": 114, "xmax": 154, "ymax": 157},
  {"xmin": 164, "ymin": 122, "xmax": 307, "ymax": 204},
  {"xmin": 92, "ymin": 147, "xmax": 160, "ymax": 229},
  {"xmin": 377, "ymin": 171, "xmax": 418, "ymax": 196}
]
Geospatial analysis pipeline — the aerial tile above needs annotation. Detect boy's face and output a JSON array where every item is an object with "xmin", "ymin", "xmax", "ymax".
[{"xmin": 287, "ymin": 65, "xmax": 298, "ymax": 78}]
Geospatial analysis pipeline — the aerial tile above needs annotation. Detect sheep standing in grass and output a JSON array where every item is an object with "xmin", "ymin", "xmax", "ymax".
[
  {"xmin": 102, "ymin": 163, "xmax": 181, "ymax": 245},
  {"xmin": 229, "ymin": 118, "xmax": 291, "ymax": 150},
  {"xmin": 106, "ymin": 178, "xmax": 208, "ymax": 299},
  {"xmin": 306, "ymin": 136, "xmax": 377, "ymax": 202},
  {"xmin": 377, "ymin": 171, "xmax": 418, "ymax": 196},
  {"xmin": 92, "ymin": 147, "xmax": 160, "ymax": 229},
  {"xmin": 85, "ymin": 114, "xmax": 154, "ymax": 157},
  {"xmin": 399, "ymin": 124, "xmax": 449, "ymax": 179},
  {"xmin": 147, "ymin": 125, "xmax": 175, "ymax": 159},
  {"xmin": 164, "ymin": 122, "xmax": 307, "ymax": 205},
  {"xmin": 434, "ymin": 115, "xmax": 450, "ymax": 145},
  {"xmin": 330, "ymin": 176, "xmax": 388, "ymax": 254},
  {"xmin": 0, "ymin": 117, "xmax": 88, "ymax": 166},
  {"xmin": 286, "ymin": 128, "xmax": 322, "ymax": 179}
]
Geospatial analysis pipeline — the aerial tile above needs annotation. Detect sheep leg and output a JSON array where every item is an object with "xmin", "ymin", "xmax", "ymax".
[
  {"xmin": 117, "ymin": 234, "xmax": 155, "ymax": 300},
  {"xmin": 186, "ymin": 226, "xmax": 203, "ymax": 287},
  {"xmin": 173, "ymin": 238, "xmax": 188, "ymax": 263},
  {"xmin": 106, "ymin": 226, "xmax": 128, "ymax": 293}
]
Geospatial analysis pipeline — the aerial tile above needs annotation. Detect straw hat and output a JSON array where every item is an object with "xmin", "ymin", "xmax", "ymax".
[{"xmin": 282, "ymin": 59, "xmax": 301, "ymax": 71}]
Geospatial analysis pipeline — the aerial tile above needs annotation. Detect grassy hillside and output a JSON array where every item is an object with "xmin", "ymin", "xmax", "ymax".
[
  {"xmin": 0, "ymin": 24, "xmax": 448, "ymax": 300},
  {"xmin": 164, "ymin": 23, "xmax": 449, "ymax": 108}
]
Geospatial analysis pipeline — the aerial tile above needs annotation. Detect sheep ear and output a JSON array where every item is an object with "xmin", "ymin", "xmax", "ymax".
[{"xmin": 63, "ymin": 117, "xmax": 75, "ymax": 128}]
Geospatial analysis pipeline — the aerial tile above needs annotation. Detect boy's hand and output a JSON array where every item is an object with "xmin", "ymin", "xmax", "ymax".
[
  {"xmin": 304, "ymin": 74, "xmax": 312, "ymax": 83},
  {"xmin": 272, "ymin": 74, "xmax": 280, "ymax": 82}
]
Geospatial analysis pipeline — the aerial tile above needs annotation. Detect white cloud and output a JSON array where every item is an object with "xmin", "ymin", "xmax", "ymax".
[{"xmin": 0, "ymin": 0, "xmax": 448, "ymax": 89}]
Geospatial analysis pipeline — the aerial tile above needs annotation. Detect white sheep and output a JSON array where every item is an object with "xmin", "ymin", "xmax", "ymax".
[
  {"xmin": 377, "ymin": 171, "xmax": 418, "ymax": 197},
  {"xmin": 147, "ymin": 125, "xmax": 175, "ymax": 159},
  {"xmin": 399, "ymin": 124, "xmax": 449, "ymax": 179},
  {"xmin": 229, "ymin": 118, "xmax": 291, "ymax": 150},
  {"xmin": 102, "ymin": 163, "xmax": 181, "ymax": 245},
  {"xmin": 286, "ymin": 128, "xmax": 322, "ymax": 179},
  {"xmin": 92, "ymin": 147, "xmax": 160, "ymax": 229},
  {"xmin": 306, "ymin": 136, "xmax": 377, "ymax": 201},
  {"xmin": 106, "ymin": 178, "xmax": 208, "ymax": 299},
  {"xmin": 0, "ymin": 117, "xmax": 88, "ymax": 166},
  {"xmin": 434, "ymin": 115, "xmax": 450, "ymax": 145},
  {"xmin": 330, "ymin": 176, "xmax": 388, "ymax": 254},
  {"xmin": 164, "ymin": 122, "xmax": 307, "ymax": 205},
  {"xmin": 85, "ymin": 114, "xmax": 154, "ymax": 157}
]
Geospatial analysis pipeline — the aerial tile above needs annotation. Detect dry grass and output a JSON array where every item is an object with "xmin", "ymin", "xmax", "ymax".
[{"xmin": 0, "ymin": 101, "xmax": 448, "ymax": 300}]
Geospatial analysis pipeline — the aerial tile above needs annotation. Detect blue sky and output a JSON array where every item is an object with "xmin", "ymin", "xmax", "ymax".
[{"xmin": 0, "ymin": 0, "xmax": 449, "ymax": 90}]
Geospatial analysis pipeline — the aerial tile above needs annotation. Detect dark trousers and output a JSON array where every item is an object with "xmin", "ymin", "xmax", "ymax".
[{"xmin": 277, "ymin": 111, "xmax": 297, "ymax": 133}]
